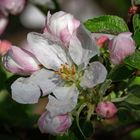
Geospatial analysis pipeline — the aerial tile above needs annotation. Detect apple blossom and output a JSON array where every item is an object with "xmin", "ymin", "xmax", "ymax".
[
  {"xmin": 43, "ymin": 11, "xmax": 80, "ymax": 45},
  {"xmin": 38, "ymin": 112, "xmax": 72, "ymax": 135},
  {"xmin": 1, "ymin": 11, "xmax": 108, "ymax": 124},
  {"xmin": 11, "ymin": 25, "xmax": 106, "ymax": 117},
  {"xmin": 108, "ymin": 32, "xmax": 136, "ymax": 65},
  {"xmin": 96, "ymin": 101, "xmax": 117, "ymax": 119},
  {"xmin": 0, "ymin": 11, "xmax": 110, "ymax": 137}
]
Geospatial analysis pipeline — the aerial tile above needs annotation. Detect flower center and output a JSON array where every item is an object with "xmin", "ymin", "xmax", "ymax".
[{"xmin": 55, "ymin": 63, "xmax": 76, "ymax": 81}]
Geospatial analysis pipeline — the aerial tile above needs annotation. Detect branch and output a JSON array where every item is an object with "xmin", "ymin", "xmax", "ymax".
[{"xmin": 93, "ymin": 121, "xmax": 140, "ymax": 140}]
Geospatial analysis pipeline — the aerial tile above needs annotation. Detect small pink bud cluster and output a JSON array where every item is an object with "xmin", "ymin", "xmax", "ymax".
[
  {"xmin": 108, "ymin": 32, "xmax": 136, "ymax": 65},
  {"xmin": 96, "ymin": 101, "xmax": 117, "ymax": 119},
  {"xmin": 96, "ymin": 35, "xmax": 109, "ymax": 47}
]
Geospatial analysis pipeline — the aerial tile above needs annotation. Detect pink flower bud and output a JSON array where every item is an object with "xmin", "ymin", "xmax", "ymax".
[
  {"xmin": 2, "ymin": 45, "xmax": 40, "ymax": 75},
  {"xmin": 108, "ymin": 32, "xmax": 136, "ymax": 65},
  {"xmin": 0, "ymin": 0, "xmax": 25, "ymax": 15},
  {"xmin": 0, "ymin": 40, "xmax": 11, "ymax": 56},
  {"xmin": 96, "ymin": 101, "xmax": 117, "ymax": 119},
  {"xmin": 0, "ymin": 14, "xmax": 8, "ymax": 35},
  {"xmin": 44, "ymin": 11, "xmax": 80, "ymax": 45},
  {"xmin": 38, "ymin": 112, "xmax": 72, "ymax": 135}
]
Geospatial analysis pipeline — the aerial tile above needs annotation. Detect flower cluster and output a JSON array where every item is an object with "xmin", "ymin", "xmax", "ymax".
[
  {"xmin": 1, "ymin": 11, "xmax": 107, "ymax": 134},
  {"xmin": 0, "ymin": 10, "xmax": 137, "ymax": 137},
  {"xmin": 94, "ymin": 32, "xmax": 135, "ymax": 64}
]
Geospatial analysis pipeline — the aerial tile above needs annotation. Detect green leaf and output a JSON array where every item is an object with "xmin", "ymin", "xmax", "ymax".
[
  {"xmin": 0, "ymin": 67, "xmax": 7, "ymax": 91},
  {"xmin": 128, "ymin": 85, "xmax": 140, "ymax": 98},
  {"xmin": 125, "ymin": 85, "xmax": 140, "ymax": 105},
  {"xmin": 84, "ymin": 15, "xmax": 129, "ymax": 34},
  {"xmin": 99, "ymin": 79, "xmax": 112, "ymax": 95},
  {"xmin": 131, "ymin": 128, "xmax": 140, "ymax": 139},
  {"xmin": 134, "ymin": 0, "xmax": 140, "ymax": 5},
  {"xmin": 108, "ymin": 65, "xmax": 133, "ymax": 81},
  {"xmin": 0, "ymin": 95, "xmax": 37, "ymax": 127},
  {"xmin": 133, "ymin": 14, "xmax": 140, "ymax": 31},
  {"xmin": 117, "ymin": 101, "xmax": 140, "ymax": 111},
  {"xmin": 80, "ymin": 121, "xmax": 93, "ymax": 137},
  {"xmin": 111, "ymin": 96, "xmax": 128, "ymax": 102},
  {"xmin": 131, "ymin": 109, "xmax": 140, "ymax": 120},
  {"xmin": 55, "ymin": 132, "xmax": 78, "ymax": 140},
  {"xmin": 125, "ymin": 94, "xmax": 140, "ymax": 105},
  {"xmin": 128, "ymin": 76, "xmax": 140, "ymax": 87},
  {"xmin": 117, "ymin": 107, "xmax": 133, "ymax": 123},
  {"xmin": 133, "ymin": 29, "xmax": 140, "ymax": 48},
  {"xmin": 133, "ymin": 14, "xmax": 140, "ymax": 48},
  {"xmin": 124, "ymin": 51, "xmax": 140, "ymax": 69}
]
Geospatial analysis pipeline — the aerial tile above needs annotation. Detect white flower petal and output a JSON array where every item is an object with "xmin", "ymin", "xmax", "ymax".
[
  {"xmin": 29, "ymin": 68, "xmax": 61, "ymax": 96},
  {"xmin": 27, "ymin": 32, "xmax": 68, "ymax": 70},
  {"xmin": 80, "ymin": 62, "xmax": 107, "ymax": 88},
  {"xmin": 69, "ymin": 25, "xmax": 98, "ymax": 66},
  {"xmin": 47, "ymin": 85, "xmax": 79, "ymax": 116},
  {"xmin": 11, "ymin": 68, "xmax": 61, "ymax": 104},
  {"xmin": 11, "ymin": 77, "xmax": 41, "ymax": 104}
]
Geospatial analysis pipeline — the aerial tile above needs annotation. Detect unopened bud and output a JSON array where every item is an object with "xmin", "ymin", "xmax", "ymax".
[
  {"xmin": 108, "ymin": 32, "xmax": 135, "ymax": 65},
  {"xmin": 38, "ymin": 112, "xmax": 72, "ymax": 135},
  {"xmin": 96, "ymin": 101, "xmax": 117, "ymax": 119}
]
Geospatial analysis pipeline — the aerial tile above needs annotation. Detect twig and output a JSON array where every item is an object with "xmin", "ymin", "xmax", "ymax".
[
  {"xmin": 131, "ymin": 0, "xmax": 135, "ymax": 6},
  {"xmin": 94, "ymin": 121, "xmax": 140, "ymax": 140}
]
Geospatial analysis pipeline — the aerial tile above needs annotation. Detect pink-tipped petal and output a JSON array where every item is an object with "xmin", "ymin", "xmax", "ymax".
[
  {"xmin": 44, "ymin": 11, "xmax": 80, "ymax": 45},
  {"xmin": 2, "ymin": 45, "xmax": 40, "ymax": 75}
]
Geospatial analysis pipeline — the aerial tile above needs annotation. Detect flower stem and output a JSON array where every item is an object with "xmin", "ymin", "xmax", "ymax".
[
  {"xmin": 76, "ymin": 103, "xmax": 87, "ymax": 139},
  {"xmin": 86, "ymin": 104, "xmax": 95, "ymax": 121},
  {"xmin": 131, "ymin": 0, "xmax": 135, "ymax": 6}
]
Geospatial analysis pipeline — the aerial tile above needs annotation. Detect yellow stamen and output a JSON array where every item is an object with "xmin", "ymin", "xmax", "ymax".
[
  {"xmin": 71, "ymin": 64, "xmax": 76, "ymax": 75},
  {"xmin": 55, "ymin": 63, "xmax": 77, "ymax": 81}
]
